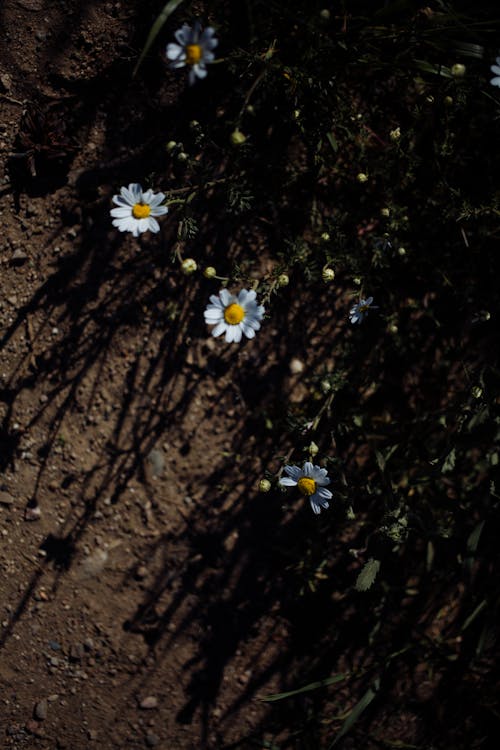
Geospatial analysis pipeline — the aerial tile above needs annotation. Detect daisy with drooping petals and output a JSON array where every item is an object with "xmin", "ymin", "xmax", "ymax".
[
  {"xmin": 349, "ymin": 296, "xmax": 377, "ymax": 324},
  {"xmin": 110, "ymin": 183, "xmax": 168, "ymax": 237},
  {"xmin": 490, "ymin": 56, "xmax": 500, "ymax": 88},
  {"xmin": 279, "ymin": 461, "xmax": 332, "ymax": 515},
  {"xmin": 166, "ymin": 21, "xmax": 218, "ymax": 85},
  {"xmin": 204, "ymin": 289, "xmax": 265, "ymax": 343}
]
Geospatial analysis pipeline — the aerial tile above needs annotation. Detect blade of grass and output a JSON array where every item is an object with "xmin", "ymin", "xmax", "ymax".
[
  {"xmin": 329, "ymin": 679, "xmax": 380, "ymax": 748},
  {"xmin": 260, "ymin": 673, "xmax": 347, "ymax": 702},
  {"xmin": 133, "ymin": 0, "xmax": 186, "ymax": 77}
]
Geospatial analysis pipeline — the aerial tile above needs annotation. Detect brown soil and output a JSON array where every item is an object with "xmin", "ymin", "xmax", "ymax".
[{"xmin": 0, "ymin": 1, "xmax": 297, "ymax": 747}]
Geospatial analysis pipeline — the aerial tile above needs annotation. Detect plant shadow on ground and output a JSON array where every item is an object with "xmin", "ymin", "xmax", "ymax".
[{"xmin": 1, "ymin": 0, "xmax": 500, "ymax": 748}]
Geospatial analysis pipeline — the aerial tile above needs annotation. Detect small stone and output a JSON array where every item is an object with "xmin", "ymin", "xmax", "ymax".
[
  {"xmin": 69, "ymin": 643, "xmax": 85, "ymax": 661},
  {"xmin": 34, "ymin": 699, "xmax": 48, "ymax": 720},
  {"xmin": 145, "ymin": 732, "xmax": 161, "ymax": 747},
  {"xmin": 0, "ymin": 73, "xmax": 12, "ymax": 92},
  {"xmin": 24, "ymin": 505, "xmax": 41, "ymax": 521},
  {"xmin": 289, "ymin": 358, "xmax": 305, "ymax": 375},
  {"xmin": 0, "ymin": 491, "xmax": 14, "ymax": 506},
  {"xmin": 147, "ymin": 449, "xmax": 165, "ymax": 478},
  {"xmin": 88, "ymin": 729, "xmax": 98, "ymax": 741},
  {"xmin": 139, "ymin": 696, "xmax": 158, "ymax": 710},
  {"xmin": 11, "ymin": 248, "xmax": 28, "ymax": 265},
  {"xmin": 135, "ymin": 565, "xmax": 147, "ymax": 580}
]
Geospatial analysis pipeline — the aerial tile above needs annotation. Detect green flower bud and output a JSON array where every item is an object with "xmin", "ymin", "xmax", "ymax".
[
  {"xmin": 230, "ymin": 129, "xmax": 247, "ymax": 146},
  {"xmin": 203, "ymin": 266, "xmax": 217, "ymax": 279},
  {"xmin": 451, "ymin": 63, "xmax": 466, "ymax": 78},
  {"xmin": 357, "ymin": 172, "xmax": 368, "ymax": 183},
  {"xmin": 259, "ymin": 478, "xmax": 271, "ymax": 493},
  {"xmin": 277, "ymin": 273, "xmax": 289, "ymax": 287},
  {"xmin": 181, "ymin": 258, "xmax": 197, "ymax": 275},
  {"xmin": 322, "ymin": 268, "xmax": 335, "ymax": 283}
]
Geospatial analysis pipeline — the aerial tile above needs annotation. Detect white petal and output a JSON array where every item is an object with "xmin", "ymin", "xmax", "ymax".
[
  {"xmin": 241, "ymin": 323, "xmax": 256, "ymax": 339},
  {"xmin": 110, "ymin": 206, "xmax": 132, "ymax": 218},
  {"xmin": 150, "ymin": 205, "xmax": 168, "ymax": 217},
  {"xmin": 204, "ymin": 310, "xmax": 223, "ymax": 322},
  {"xmin": 491, "ymin": 76, "xmax": 500, "ymax": 87},
  {"xmin": 174, "ymin": 25, "xmax": 190, "ymax": 45},
  {"xmin": 238, "ymin": 289, "xmax": 249, "ymax": 304},
  {"xmin": 310, "ymin": 499, "xmax": 322, "ymax": 514},
  {"xmin": 112, "ymin": 194, "xmax": 132, "ymax": 207},
  {"xmin": 203, "ymin": 51, "xmax": 215, "ymax": 63},
  {"xmin": 284, "ymin": 465, "xmax": 302, "ymax": 480},
  {"xmin": 120, "ymin": 185, "xmax": 137, "ymax": 205},
  {"xmin": 193, "ymin": 64, "xmax": 207, "ymax": 79},
  {"xmin": 149, "ymin": 192, "xmax": 166, "ymax": 207},
  {"xmin": 167, "ymin": 43, "xmax": 184, "ymax": 60},
  {"xmin": 142, "ymin": 189, "xmax": 153, "ymax": 204},
  {"xmin": 211, "ymin": 322, "xmax": 227, "ymax": 338},
  {"xmin": 317, "ymin": 487, "xmax": 332, "ymax": 499},
  {"xmin": 147, "ymin": 217, "xmax": 160, "ymax": 233},
  {"xmin": 279, "ymin": 477, "xmax": 297, "ymax": 487},
  {"xmin": 209, "ymin": 295, "xmax": 224, "ymax": 308},
  {"xmin": 128, "ymin": 183, "xmax": 143, "ymax": 201},
  {"xmin": 303, "ymin": 462, "xmax": 314, "ymax": 477},
  {"xmin": 490, "ymin": 64, "xmax": 500, "ymax": 75},
  {"xmin": 232, "ymin": 326, "xmax": 243, "ymax": 343},
  {"xmin": 219, "ymin": 289, "xmax": 232, "ymax": 306},
  {"xmin": 225, "ymin": 326, "xmax": 236, "ymax": 343}
]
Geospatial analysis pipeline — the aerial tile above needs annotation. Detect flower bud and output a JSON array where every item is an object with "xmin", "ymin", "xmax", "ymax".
[
  {"xmin": 451, "ymin": 63, "xmax": 466, "ymax": 78},
  {"xmin": 230, "ymin": 129, "xmax": 247, "ymax": 146},
  {"xmin": 309, "ymin": 441, "xmax": 319, "ymax": 457},
  {"xmin": 203, "ymin": 266, "xmax": 217, "ymax": 279},
  {"xmin": 166, "ymin": 140, "xmax": 177, "ymax": 152},
  {"xmin": 177, "ymin": 151, "xmax": 188, "ymax": 162},
  {"xmin": 181, "ymin": 258, "xmax": 197, "ymax": 275},
  {"xmin": 398, "ymin": 246, "xmax": 407, "ymax": 256},
  {"xmin": 320, "ymin": 231, "xmax": 330, "ymax": 242},
  {"xmin": 381, "ymin": 207, "xmax": 390, "ymax": 217},
  {"xmin": 356, "ymin": 172, "xmax": 368, "ymax": 183},
  {"xmin": 353, "ymin": 277, "xmax": 361, "ymax": 286},
  {"xmin": 277, "ymin": 273, "xmax": 289, "ymax": 287},
  {"xmin": 320, "ymin": 9, "xmax": 331, "ymax": 20},
  {"xmin": 322, "ymin": 267, "xmax": 335, "ymax": 283},
  {"xmin": 259, "ymin": 478, "xmax": 271, "ymax": 493},
  {"xmin": 443, "ymin": 96, "xmax": 454, "ymax": 107},
  {"xmin": 320, "ymin": 379, "xmax": 332, "ymax": 394},
  {"xmin": 189, "ymin": 120, "xmax": 200, "ymax": 129},
  {"xmin": 471, "ymin": 386, "xmax": 482, "ymax": 399},
  {"xmin": 389, "ymin": 127, "xmax": 401, "ymax": 141}
]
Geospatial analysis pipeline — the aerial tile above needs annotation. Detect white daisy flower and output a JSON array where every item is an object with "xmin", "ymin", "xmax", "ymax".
[
  {"xmin": 110, "ymin": 183, "xmax": 168, "ymax": 237},
  {"xmin": 204, "ymin": 289, "xmax": 265, "ymax": 344},
  {"xmin": 279, "ymin": 461, "xmax": 332, "ymax": 515},
  {"xmin": 349, "ymin": 296, "xmax": 377, "ymax": 324},
  {"xmin": 490, "ymin": 56, "xmax": 500, "ymax": 88},
  {"xmin": 166, "ymin": 22, "xmax": 218, "ymax": 85}
]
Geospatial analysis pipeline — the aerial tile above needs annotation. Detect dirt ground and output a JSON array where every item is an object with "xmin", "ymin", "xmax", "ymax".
[
  {"xmin": 0, "ymin": 1, "xmax": 300, "ymax": 747},
  {"xmin": 3, "ymin": 2, "xmax": 498, "ymax": 749}
]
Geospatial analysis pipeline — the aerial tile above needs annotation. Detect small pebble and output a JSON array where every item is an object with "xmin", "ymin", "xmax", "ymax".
[
  {"xmin": 34, "ymin": 699, "xmax": 48, "ymax": 720},
  {"xmin": 139, "ymin": 696, "xmax": 158, "ymax": 710},
  {"xmin": 145, "ymin": 732, "xmax": 161, "ymax": 747}
]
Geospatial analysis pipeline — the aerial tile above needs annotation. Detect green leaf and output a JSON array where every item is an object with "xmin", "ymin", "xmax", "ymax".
[
  {"xmin": 260, "ymin": 673, "xmax": 346, "ymax": 702},
  {"xmin": 133, "ymin": 0, "xmax": 186, "ymax": 77},
  {"xmin": 461, "ymin": 599, "xmax": 487, "ymax": 631},
  {"xmin": 466, "ymin": 521, "xmax": 485, "ymax": 556},
  {"xmin": 329, "ymin": 679, "xmax": 380, "ymax": 748},
  {"xmin": 355, "ymin": 559, "xmax": 381, "ymax": 592},
  {"xmin": 442, "ymin": 448, "xmax": 456, "ymax": 473}
]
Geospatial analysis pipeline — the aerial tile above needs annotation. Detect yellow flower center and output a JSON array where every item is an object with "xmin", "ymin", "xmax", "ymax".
[
  {"xmin": 224, "ymin": 303, "xmax": 245, "ymax": 325},
  {"xmin": 359, "ymin": 304, "xmax": 369, "ymax": 312},
  {"xmin": 185, "ymin": 44, "xmax": 202, "ymax": 65},
  {"xmin": 132, "ymin": 203, "xmax": 151, "ymax": 219},
  {"xmin": 297, "ymin": 477, "xmax": 317, "ymax": 496}
]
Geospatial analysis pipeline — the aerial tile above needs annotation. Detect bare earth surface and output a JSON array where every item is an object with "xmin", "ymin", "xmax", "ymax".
[{"xmin": 0, "ymin": 1, "xmax": 296, "ymax": 747}]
